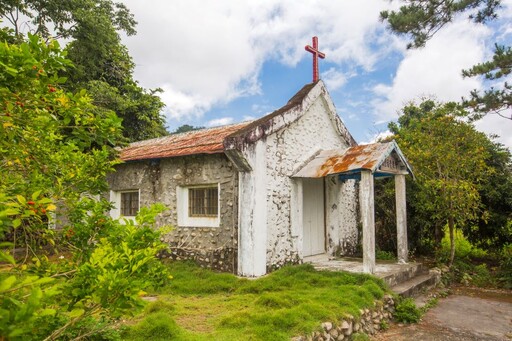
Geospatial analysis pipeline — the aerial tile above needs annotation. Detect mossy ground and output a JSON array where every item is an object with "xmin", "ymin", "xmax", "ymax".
[{"xmin": 122, "ymin": 261, "xmax": 388, "ymax": 341}]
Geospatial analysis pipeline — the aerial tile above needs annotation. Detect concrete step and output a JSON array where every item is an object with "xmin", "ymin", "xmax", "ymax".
[
  {"xmin": 391, "ymin": 270, "xmax": 440, "ymax": 298},
  {"xmin": 380, "ymin": 263, "xmax": 429, "ymax": 287}
]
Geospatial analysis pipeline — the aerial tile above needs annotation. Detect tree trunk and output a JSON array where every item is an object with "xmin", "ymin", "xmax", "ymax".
[{"xmin": 448, "ymin": 216, "xmax": 455, "ymax": 267}]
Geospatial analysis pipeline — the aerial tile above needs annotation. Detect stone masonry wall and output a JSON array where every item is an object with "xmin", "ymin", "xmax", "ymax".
[
  {"xmin": 293, "ymin": 294, "xmax": 395, "ymax": 341},
  {"xmin": 265, "ymin": 96, "xmax": 356, "ymax": 268},
  {"xmin": 326, "ymin": 176, "xmax": 359, "ymax": 257},
  {"xmin": 107, "ymin": 153, "xmax": 239, "ymax": 273}
]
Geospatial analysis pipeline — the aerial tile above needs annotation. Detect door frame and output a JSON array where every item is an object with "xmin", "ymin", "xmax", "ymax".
[{"xmin": 301, "ymin": 177, "xmax": 326, "ymax": 257}]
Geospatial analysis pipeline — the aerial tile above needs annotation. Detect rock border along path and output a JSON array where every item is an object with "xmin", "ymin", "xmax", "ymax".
[{"xmin": 292, "ymin": 295, "xmax": 395, "ymax": 341}]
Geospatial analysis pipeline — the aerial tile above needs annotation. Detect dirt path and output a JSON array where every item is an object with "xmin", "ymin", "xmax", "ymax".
[{"xmin": 373, "ymin": 287, "xmax": 512, "ymax": 341}]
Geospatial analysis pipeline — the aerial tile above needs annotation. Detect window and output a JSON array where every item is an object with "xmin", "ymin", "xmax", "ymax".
[
  {"xmin": 121, "ymin": 191, "xmax": 139, "ymax": 216},
  {"xmin": 177, "ymin": 184, "xmax": 220, "ymax": 227},
  {"xmin": 188, "ymin": 187, "xmax": 218, "ymax": 217}
]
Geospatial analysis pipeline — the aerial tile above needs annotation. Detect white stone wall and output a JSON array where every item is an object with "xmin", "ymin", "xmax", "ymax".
[
  {"xmin": 264, "ymin": 96, "xmax": 357, "ymax": 268},
  {"xmin": 237, "ymin": 140, "xmax": 268, "ymax": 277},
  {"xmin": 326, "ymin": 176, "xmax": 359, "ymax": 256}
]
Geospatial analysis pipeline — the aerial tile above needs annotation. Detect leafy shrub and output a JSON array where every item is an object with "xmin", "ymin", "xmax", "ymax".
[
  {"xmin": 67, "ymin": 203, "xmax": 172, "ymax": 317},
  {"xmin": 0, "ymin": 204, "xmax": 172, "ymax": 340},
  {"xmin": 0, "ymin": 33, "xmax": 171, "ymax": 340},
  {"xmin": 394, "ymin": 298, "xmax": 421, "ymax": 323},
  {"xmin": 499, "ymin": 244, "xmax": 512, "ymax": 289},
  {"xmin": 379, "ymin": 319, "xmax": 390, "ymax": 330},
  {"xmin": 0, "ymin": 274, "xmax": 61, "ymax": 339},
  {"xmin": 469, "ymin": 264, "xmax": 495, "ymax": 287},
  {"xmin": 376, "ymin": 250, "xmax": 396, "ymax": 260},
  {"xmin": 437, "ymin": 229, "xmax": 487, "ymax": 263}
]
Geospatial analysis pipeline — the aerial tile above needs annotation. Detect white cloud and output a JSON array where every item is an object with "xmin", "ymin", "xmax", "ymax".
[
  {"xmin": 475, "ymin": 115, "xmax": 512, "ymax": 151},
  {"xmin": 206, "ymin": 117, "xmax": 234, "ymax": 127},
  {"xmin": 371, "ymin": 19, "xmax": 490, "ymax": 123},
  {"xmin": 360, "ymin": 130, "xmax": 393, "ymax": 145},
  {"xmin": 322, "ymin": 67, "xmax": 347, "ymax": 90},
  {"xmin": 120, "ymin": 0, "xmax": 397, "ymax": 122}
]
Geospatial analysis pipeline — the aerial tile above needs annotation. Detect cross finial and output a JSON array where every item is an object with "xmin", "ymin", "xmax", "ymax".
[{"xmin": 305, "ymin": 36, "xmax": 325, "ymax": 82}]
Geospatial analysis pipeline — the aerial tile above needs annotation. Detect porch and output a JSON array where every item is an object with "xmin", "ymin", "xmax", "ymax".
[
  {"xmin": 294, "ymin": 141, "xmax": 414, "ymax": 274},
  {"xmin": 304, "ymin": 254, "xmax": 440, "ymax": 297}
]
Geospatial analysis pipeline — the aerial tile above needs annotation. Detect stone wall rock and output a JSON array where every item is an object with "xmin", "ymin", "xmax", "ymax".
[
  {"xmin": 107, "ymin": 153, "xmax": 239, "ymax": 273},
  {"xmin": 264, "ymin": 97, "xmax": 357, "ymax": 268},
  {"xmin": 293, "ymin": 294, "xmax": 395, "ymax": 341}
]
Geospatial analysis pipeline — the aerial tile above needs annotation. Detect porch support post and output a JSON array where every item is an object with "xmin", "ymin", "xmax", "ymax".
[
  {"xmin": 395, "ymin": 174, "xmax": 408, "ymax": 263},
  {"xmin": 360, "ymin": 170, "xmax": 375, "ymax": 274}
]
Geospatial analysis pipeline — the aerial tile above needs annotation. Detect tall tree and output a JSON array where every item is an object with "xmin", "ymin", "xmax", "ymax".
[
  {"xmin": 0, "ymin": 33, "xmax": 124, "ymax": 252},
  {"xmin": 389, "ymin": 100, "xmax": 493, "ymax": 265},
  {"xmin": 0, "ymin": 35, "xmax": 170, "ymax": 339},
  {"xmin": 173, "ymin": 124, "xmax": 205, "ymax": 134},
  {"xmin": 0, "ymin": 0, "xmax": 168, "ymax": 141},
  {"xmin": 381, "ymin": 1, "xmax": 512, "ymax": 120},
  {"xmin": 470, "ymin": 138, "xmax": 512, "ymax": 249}
]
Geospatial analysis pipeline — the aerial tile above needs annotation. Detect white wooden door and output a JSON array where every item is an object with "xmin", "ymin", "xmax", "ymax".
[{"xmin": 302, "ymin": 178, "xmax": 325, "ymax": 256}]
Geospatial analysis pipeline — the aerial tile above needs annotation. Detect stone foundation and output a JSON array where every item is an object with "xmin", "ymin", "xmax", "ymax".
[
  {"xmin": 293, "ymin": 294, "xmax": 395, "ymax": 341},
  {"xmin": 266, "ymin": 252, "xmax": 301, "ymax": 273},
  {"xmin": 167, "ymin": 245, "xmax": 237, "ymax": 273}
]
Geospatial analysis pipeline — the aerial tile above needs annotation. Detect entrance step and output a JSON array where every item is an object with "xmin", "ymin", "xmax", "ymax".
[
  {"xmin": 390, "ymin": 270, "xmax": 440, "ymax": 298},
  {"xmin": 380, "ymin": 262, "xmax": 428, "ymax": 287}
]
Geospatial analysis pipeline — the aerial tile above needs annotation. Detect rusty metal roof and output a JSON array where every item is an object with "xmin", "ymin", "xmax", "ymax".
[
  {"xmin": 120, "ymin": 121, "xmax": 253, "ymax": 162},
  {"xmin": 293, "ymin": 141, "xmax": 413, "ymax": 178}
]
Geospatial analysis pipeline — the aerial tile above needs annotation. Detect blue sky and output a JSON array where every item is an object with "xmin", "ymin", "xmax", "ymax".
[{"xmin": 121, "ymin": 1, "xmax": 512, "ymax": 148}]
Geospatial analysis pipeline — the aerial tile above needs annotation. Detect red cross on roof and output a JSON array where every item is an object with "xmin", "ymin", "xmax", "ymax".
[{"xmin": 305, "ymin": 36, "xmax": 325, "ymax": 82}]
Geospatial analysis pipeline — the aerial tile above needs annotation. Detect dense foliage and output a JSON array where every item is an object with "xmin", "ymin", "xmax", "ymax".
[
  {"xmin": 0, "ymin": 34, "xmax": 170, "ymax": 340},
  {"xmin": 376, "ymin": 100, "xmax": 512, "ymax": 267},
  {"xmin": 381, "ymin": 0, "xmax": 511, "ymax": 120},
  {"xmin": 393, "ymin": 298, "xmax": 421, "ymax": 324},
  {"xmin": 173, "ymin": 124, "xmax": 205, "ymax": 134},
  {"xmin": 389, "ymin": 101, "xmax": 494, "ymax": 265},
  {"xmin": 1, "ymin": 0, "xmax": 168, "ymax": 141}
]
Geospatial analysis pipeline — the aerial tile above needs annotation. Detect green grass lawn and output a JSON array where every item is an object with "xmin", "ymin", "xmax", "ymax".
[{"xmin": 122, "ymin": 261, "xmax": 388, "ymax": 341}]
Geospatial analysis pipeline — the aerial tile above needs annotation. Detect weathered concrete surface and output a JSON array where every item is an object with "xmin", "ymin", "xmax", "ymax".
[
  {"xmin": 372, "ymin": 288, "xmax": 512, "ymax": 341},
  {"xmin": 395, "ymin": 173, "xmax": 408, "ymax": 264},
  {"xmin": 360, "ymin": 169, "xmax": 375, "ymax": 274},
  {"xmin": 305, "ymin": 256, "xmax": 423, "ymax": 283}
]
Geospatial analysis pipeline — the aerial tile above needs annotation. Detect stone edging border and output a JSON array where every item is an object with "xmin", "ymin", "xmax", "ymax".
[{"xmin": 292, "ymin": 294, "xmax": 395, "ymax": 341}]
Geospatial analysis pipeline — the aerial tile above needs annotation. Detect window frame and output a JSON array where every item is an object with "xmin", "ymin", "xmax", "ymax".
[
  {"xmin": 177, "ymin": 184, "xmax": 220, "ymax": 227},
  {"xmin": 120, "ymin": 191, "xmax": 140, "ymax": 217},
  {"xmin": 110, "ymin": 189, "xmax": 140, "ymax": 221},
  {"xmin": 188, "ymin": 186, "xmax": 219, "ymax": 218}
]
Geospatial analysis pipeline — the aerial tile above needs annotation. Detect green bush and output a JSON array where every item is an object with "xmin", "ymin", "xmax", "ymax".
[
  {"xmin": 470, "ymin": 264, "xmax": 495, "ymax": 287},
  {"xmin": 394, "ymin": 298, "xmax": 421, "ymax": 323},
  {"xmin": 437, "ymin": 229, "xmax": 487, "ymax": 263},
  {"xmin": 0, "ymin": 34, "xmax": 171, "ymax": 340},
  {"xmin": 376, "ymin": 250, "xmax": 396, "ymax": 261},
  {"xmin": 499, "ymin": 244, "xmax": 512, "ymax": 289},
  {"xmin": 379, "ymin": 319, "xmax": 390, "ymax": 330},
  {"xmin": 67, "ymin": 203, "xmax": 172, "ymax": 317}
]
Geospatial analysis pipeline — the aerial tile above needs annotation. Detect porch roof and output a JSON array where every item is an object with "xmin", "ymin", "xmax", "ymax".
[{"xmin": 293, "ymin": 141, "xmax": 413, "ymax": 178}]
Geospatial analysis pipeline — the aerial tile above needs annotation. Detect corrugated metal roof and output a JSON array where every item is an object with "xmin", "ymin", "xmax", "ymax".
[
  {"xmin": 120, "ymin": 121, "xmax": 252, "ymax": 162},
  {"xmin": 293, "ymin": 141, "xmax": 412, "ymax": 178}
]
